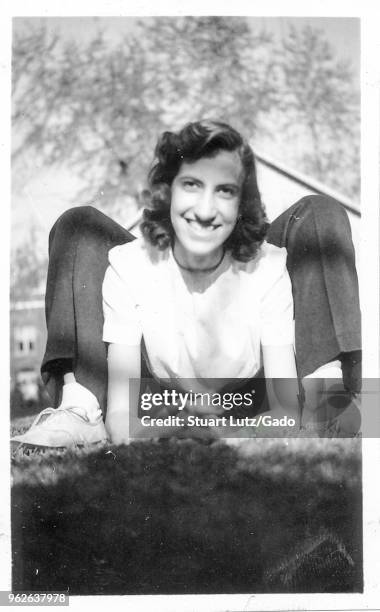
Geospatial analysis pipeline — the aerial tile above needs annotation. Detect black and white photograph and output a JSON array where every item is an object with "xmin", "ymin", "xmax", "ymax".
[{"xmin": 3, "ymin": 3, "xmax": 380, "ymax": 610}]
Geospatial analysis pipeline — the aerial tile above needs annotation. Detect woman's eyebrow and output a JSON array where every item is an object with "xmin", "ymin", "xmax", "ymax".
[
  {"xmin": 177, "ymin": 174, "xmax": 240, "ymax": 188},
  {"xmin": 178, "ymin": 174, "xmax": 202, "ymax": 181},
  {"xmin": 217, "ymin": 181, "xmax": 241, "ymax": 189}
]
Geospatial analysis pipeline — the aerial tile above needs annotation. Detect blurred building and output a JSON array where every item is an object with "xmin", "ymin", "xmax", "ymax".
[{"xmin": 10, "ymin": 297, "xmax": 46, "ymax": 401}]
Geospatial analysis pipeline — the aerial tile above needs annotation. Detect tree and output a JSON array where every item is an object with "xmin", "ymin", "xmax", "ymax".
[
  {"xmin": 10, "ymin": 226, "xmax": 47, "ymax": 301},
  {"xmin": 138, "ymin": 17, "xmax": 278, "ymax": 135},
  {"xmin": 12, "ymin": 23, "xmax": 162, "ymax": 209},
  {"xmin": 12, "ymin": 18, "xmax": 361, "ymax": 250},
  {"xmin": 274, "ymin": 26, "xmax": 360, "ymax": 197},
  {"xmin": 12, "ymin": 17, "xmax": 280, "ymax": 213}
]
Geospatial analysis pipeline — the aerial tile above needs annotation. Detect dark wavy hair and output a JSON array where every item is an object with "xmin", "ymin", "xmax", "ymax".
[{"xmin": 141, "ymin": 120, "xmax": 268, "ymax": 262}]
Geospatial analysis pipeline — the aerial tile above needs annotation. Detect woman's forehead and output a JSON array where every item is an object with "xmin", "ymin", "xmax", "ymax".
[{"xmin": 177, "ymin": 150, "xmax": 243, "ymax": 184}]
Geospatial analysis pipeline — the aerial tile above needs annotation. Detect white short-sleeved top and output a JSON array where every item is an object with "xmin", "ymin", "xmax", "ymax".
[{"xmin": 102, "ymin": 238, "xmax": 294, "ymax": 389}]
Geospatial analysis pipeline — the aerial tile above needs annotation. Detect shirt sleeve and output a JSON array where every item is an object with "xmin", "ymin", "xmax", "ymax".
[
  {"xmin": 259, "ymin": 247, "xmax": 294, "ymax": 347},
  {"xmin": 102, "ymin": 245, "xmax": 143, "ymax": 345}
]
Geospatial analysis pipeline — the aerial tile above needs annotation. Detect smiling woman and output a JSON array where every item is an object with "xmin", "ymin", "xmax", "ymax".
[
  {"xmin": 142, "ymin": 121, "xmax": 266, "ymax": 266},
  {"xmin": 170, "ymin": 152, "xmax": 242, "ymax": 269},
  {"xmin": 11, "ymin": 120, "xmax": 361, "ymax": 449}
]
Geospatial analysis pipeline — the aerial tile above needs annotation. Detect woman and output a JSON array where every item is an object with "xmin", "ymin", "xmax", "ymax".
[{"xmin": 11, "ymin": 120, "xmax": 361, "ymax": 448}]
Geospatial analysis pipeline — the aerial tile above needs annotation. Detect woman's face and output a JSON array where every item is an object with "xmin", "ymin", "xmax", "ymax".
[{"xmin": 170, "ymin": 150, "xmax": 243, "ymax": 269}]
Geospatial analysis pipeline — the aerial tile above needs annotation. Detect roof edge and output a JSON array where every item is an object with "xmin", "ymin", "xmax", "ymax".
[{"xmin": 254, "ymin": 149, "xmax": 360, "ymax": 217}]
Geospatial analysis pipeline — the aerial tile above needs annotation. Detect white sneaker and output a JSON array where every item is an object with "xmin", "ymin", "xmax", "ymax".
[{"xmin": 11, "ymin": 406, "xmax": 108, "ymax": 449}]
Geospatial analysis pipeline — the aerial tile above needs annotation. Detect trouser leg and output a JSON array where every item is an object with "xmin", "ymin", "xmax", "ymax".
[
  {"xmin": 267, "ymin": 194, "xmax": 361, "ymax": 394},
  {"xmin": 267, "ymin": 195, "xmax": 361, "ymax": 434},
  {"xmin": 41, "ymin": 206, "xmax": 133, "ymax": 416}
]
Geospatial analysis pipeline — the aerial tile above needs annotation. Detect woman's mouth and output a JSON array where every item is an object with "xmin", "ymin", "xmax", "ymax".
[{"xmin": 184, "ymin": 218, "xmax": 221, "ymax": 234}]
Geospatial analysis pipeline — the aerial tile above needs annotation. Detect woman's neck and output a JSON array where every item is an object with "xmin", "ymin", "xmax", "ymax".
[{"xmin": 173, "ymin": 242, "xmax": 225, "ymax": 273}]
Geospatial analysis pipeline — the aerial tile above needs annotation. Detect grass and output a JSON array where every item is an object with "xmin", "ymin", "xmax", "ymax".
[{"xmin": 11, "ymin": 414, "xmax": 362, "ymax": 595}]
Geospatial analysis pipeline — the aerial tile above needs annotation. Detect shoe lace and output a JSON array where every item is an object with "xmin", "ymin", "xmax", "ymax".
[
  {"xmin": 12, "ymin": 408, "xmax": 103, "ymax": 456},
  {"xmin": 32, "ymin": 406, "xmax": 91, "ymax": 428}
]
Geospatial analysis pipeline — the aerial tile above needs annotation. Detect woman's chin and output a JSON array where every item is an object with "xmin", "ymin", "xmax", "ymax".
[{"xmin": 174, "ymin": 242, "xmax": 225, "ymax": 267}]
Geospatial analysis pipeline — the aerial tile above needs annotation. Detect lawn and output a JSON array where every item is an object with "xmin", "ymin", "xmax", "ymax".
[{"xmin": 11, "ymin": 415, "xmax": 362, "ymax": 595}]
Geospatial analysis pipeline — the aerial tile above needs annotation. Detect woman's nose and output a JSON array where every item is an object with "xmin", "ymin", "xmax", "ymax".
[{"xmin": 193, "ymin": 190, "xmax": 216, "ymax": 220}]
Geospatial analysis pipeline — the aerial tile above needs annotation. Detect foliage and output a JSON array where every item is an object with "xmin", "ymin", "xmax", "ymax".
[
  {"xmin": 12, "ymin": 19, "xmax": 281, "ymax": 204},
  {"xmin": 13, "ymin": 23, "xmax": 158, "ymax": 203},
  {"xmin": 138, "ymin": 17, "xmax": 278, "ymax": 133},
  {"xmin": 274, "ymin": 26, "xmax": 360, "ymax": 196},
  {"xmin": 10, "ymin": 226, "xmax": 47, "ymax": 301},
  {"xmin": 12, "ymin": 19, "xmax": 360, "ymax": 206}
]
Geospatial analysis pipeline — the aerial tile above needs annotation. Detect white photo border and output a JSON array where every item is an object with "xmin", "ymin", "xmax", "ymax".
[{"xmin": 2, "ymin": 1, "xmax": 379, "ymax": 611}]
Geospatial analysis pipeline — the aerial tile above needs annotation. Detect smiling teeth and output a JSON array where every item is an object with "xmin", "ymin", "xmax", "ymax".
[{"xmin": 186, "ymin": 220, "xmax": 218, "ymax": 231}]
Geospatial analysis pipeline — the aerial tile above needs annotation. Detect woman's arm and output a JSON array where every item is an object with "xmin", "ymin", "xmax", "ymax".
[
  {"xmin": 105, "ymin": 343, "xmax": 141, "ymax": 445},
  {"xmin": 262, "ymin": 344, "xmax": 301, "ymax": 423},
  {"xmin": 258, "ymin": 244, "xmax": 300, "ymax": 426}
]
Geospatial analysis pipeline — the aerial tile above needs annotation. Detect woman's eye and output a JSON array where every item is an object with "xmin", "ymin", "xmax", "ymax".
[
  {"xmin": 218, "ymin": 186, "xmax": 238, "ymax": 198},
  {"xmin": 182, "ymin": 180, "xmax": 199, "ymax": 191}
]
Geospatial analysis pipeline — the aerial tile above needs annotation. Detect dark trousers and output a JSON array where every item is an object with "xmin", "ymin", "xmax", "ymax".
[{"xmin": 41, "ymin": 196, "xmax": 361, "ymax": 417}]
